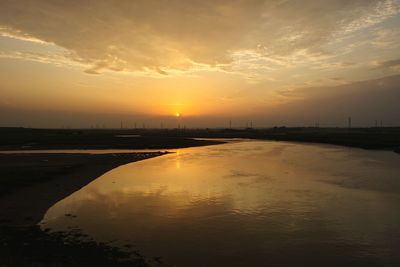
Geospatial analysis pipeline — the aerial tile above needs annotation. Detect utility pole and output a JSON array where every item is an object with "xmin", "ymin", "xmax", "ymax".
[
  {"xmin": 348, "ymin": 117, "xmax": 352, "ymax": 129},
  {"xmin": 229, "ymin": 120, "xmax": 232, "ymax": 129}
]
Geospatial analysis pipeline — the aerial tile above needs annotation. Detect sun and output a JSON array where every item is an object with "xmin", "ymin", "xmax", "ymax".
[{"xmin": 175, "ymin": 112, "xmax": 181, "ymax": 117}]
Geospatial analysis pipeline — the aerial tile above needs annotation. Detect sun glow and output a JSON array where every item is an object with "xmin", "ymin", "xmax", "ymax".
[{"xmin": 175, "ymin": 113, "xmax": 181, "ymax": 117}]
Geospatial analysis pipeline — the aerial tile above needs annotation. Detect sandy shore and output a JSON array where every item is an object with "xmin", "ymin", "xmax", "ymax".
[
  {"xmin": 0, "ymin": 152, "xmax": 167, "ymax": 227},
  {"xmin": 0, "ymin": 152, "xmax": 170, "ymax": 266}
]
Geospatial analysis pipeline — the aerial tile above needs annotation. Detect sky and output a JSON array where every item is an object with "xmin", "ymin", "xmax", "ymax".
[{"xmin": 0, "ymin": 0, "xmax": 400, "ymax": 128}]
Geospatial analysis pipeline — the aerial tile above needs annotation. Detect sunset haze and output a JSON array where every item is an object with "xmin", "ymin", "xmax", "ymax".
[{"xmin": 1, "ymin": 0, "xmax": 399, "ymax": 128}]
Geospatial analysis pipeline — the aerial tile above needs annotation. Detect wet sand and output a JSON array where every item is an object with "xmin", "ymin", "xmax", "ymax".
[
  {"xmin": 0, "ymin": 152, "xmax": 169, "ymax": 266},
  {"xmin": 0, "ymin": 152, "xmax": 169, "ymax": 226}
]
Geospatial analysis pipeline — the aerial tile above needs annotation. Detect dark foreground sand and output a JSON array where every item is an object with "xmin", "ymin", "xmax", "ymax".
[{"xmin": 0, "ymin": 152, "xmax": 169, "ymax": 266}]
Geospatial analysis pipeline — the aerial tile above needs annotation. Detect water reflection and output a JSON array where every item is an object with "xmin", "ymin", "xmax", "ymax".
[{"xmin": 41, "ymin": 141, "xmax": 400, "ymax": 266}]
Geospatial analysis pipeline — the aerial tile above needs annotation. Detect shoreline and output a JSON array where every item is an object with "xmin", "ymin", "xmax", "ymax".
[
  {"xmin": 1, "ymin": 127, "xmax": 398, "ymax": 154},
  {"xmin": 0, "ymin": 152, "xmax": 168, "ymax": 227},
  {"xmin": 0, "ymin": 152, "xmax": 170, "ymax": 266}
]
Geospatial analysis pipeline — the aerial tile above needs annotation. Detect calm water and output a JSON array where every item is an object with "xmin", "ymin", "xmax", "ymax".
[{"xmin": 41, "ymin": 141, "xmax": 400, "ymax": 266}]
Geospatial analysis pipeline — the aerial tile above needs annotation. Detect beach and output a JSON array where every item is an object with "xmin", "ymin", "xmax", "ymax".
[{"xmin": 0, "ymin": 152, "xmax": 170, "ymax": 266}]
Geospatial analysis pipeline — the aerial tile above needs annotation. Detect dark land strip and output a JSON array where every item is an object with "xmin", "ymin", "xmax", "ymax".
[{"xmin": 1, "ymin": 127, "xmax": 398, "ymax": 153}]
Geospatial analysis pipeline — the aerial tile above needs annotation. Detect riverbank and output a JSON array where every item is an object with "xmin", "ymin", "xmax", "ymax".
[
  {"xmin": 1, "ymin": 127, "xmax": 398, "ymax": 153},
  {"xmin": 0, "ymin": 153, "xmax": 170, "ymax": 225},
  {"xmin": 0, "ymin": 127, "xmax": 224, "ymax": 150},
  {"xmin": 0, "ymin": 127, "xmax": 227, "ymax": 266},
  {"xmin": 0, "ymin": 152, "xmax": 170, "ymax": 266}
]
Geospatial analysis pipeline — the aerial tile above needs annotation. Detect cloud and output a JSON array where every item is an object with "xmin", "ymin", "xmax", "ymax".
[
  {"xmin": 0, "ymin": 0, "xmax": 399, "ymax": 74},
  {"xmin": 372, "ymin": 58, "xmax": 400, "ymax": 69},
  {"xmin": 0, "ymin": 50, "xmax": 84, "ymax": 68},
  {"xmin": 270, "ymin": 74, "xmax": 400, "ymax": 126},
  {"xmin": 370, "ymin": 27, "xmax": 400, "ymax": 49},
  {"xmin": 0, "ymin": 26, "xmax": 48, "ymax": 44}
]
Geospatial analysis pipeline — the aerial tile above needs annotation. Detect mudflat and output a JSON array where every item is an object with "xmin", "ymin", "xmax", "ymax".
[
  {"xmin": 0, "ymin": 152, "xmax": 169, "ymax": 266},
  {"xmin": 0, "ymin": 152, "xmax": 169, "ymax": 226}
]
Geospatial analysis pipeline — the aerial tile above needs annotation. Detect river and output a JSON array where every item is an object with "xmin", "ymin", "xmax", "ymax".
[{"xmin": 40, "ymin": 140, "xmax": 400, "ymax": 266}]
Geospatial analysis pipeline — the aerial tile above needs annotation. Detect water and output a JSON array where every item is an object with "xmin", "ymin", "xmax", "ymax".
[{"xmin": 41, "ymin": 141, "xmax": 400, "ymax": 266}]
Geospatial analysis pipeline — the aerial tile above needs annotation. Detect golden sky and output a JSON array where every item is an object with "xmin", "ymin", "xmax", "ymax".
[{"xmin": 0, "ymin": 0, "xmax": 400, "ymax": 127}]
